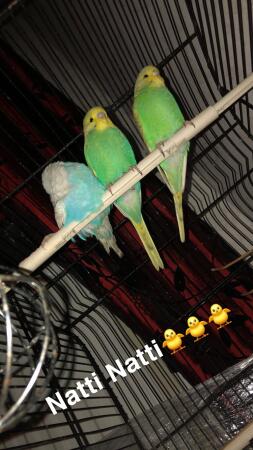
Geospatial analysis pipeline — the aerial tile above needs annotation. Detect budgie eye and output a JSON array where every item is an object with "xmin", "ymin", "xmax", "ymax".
[
  {"xmin": 143, "ymin": 74, "xmax": 149, "ymax": 78},
  {"xmin": 90, "ymin": 118, "xmax": 94, "ymax": 123}
]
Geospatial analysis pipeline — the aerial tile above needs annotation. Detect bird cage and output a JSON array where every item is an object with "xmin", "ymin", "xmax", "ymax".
[
  {"xmin": 0, "ymin": 0, "xmax": 253, "ymax": 449},
  {"xmin": 0, "ymin": 267, "xmax": 58, "ymax": 434}
]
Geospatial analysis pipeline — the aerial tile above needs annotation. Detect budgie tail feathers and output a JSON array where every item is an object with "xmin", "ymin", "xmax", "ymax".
[
  {"xmin": 158, "ymin": 167, "xmax": 185, "ymax": 243},
  {"xmin": 132, "ymin": 216, "xmax": 164, "ymax": 271},
  {"xmin": 173, "ymin": 192, "xmax": 185, "ymax": 243},
  {"xmin": 95, "ymin": 215, "xmax": 123, "ymax": 258}
]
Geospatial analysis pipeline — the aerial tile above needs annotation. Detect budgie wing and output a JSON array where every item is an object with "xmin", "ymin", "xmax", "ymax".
[
  {"xmin": 160, "ymin": 143, "xmax": 189, "ymax": 195},
  {"xmin": 134, "ymin": 106, "xmax": 174, "ymax": 187},
  {"xmin": 157, "ymin": 166, "xmax": 173, "ymax": 191},
  {"xmin": 54, "ymin": 201, "xmax": 66, "ymax": 228},
  {"xmin": 133, "ymin": 107, "xmax": 147, "ymax": 145},
  {"xmin": 85, "ymin": 128, "xmax": 137, "ymax": 187},
  {"xmin": 224, "ymin": 309, "xmax": 231, "ymax": 313},
  {"xmin": 42, "ymin": 162, "xmax": 69, "ymax": 228},
  {"xmin": 162, "ymin": 341, "xmax": 167, "ymax": 348},
  {"xmin": 63, "ymin": 163, "xmax": 105, "ymax": 227},
  {"xmin": 209, "ymin": 316, "xmax": 214, "ymax": 323},
  {"xmin": 185, "ymin": 328, "xmax": 190, "ymax": 335}
]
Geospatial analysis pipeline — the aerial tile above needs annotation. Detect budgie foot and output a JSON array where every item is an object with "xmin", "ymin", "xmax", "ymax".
[
  {"xmin": 184, "ymin": 120, "xmax": 196, "ymax": 129},
  {"xmin": 107, "ymin": 182, "xmax": 130, "ymax": 194},
  {"xmin": 131, "ymin": 165, "xmax": 143, "ymax": 176},
  {"xmin": 41, "ymin": 233, "xmax": 54, "ymax": 248},
  {"xmin": 194, "ymin": 333, "xmax": 209, "ymax": 342},
  {"xmin": 107, "ymin": 183, "xmax": 114, "ymax": 194},
  {"xmin": 0, "ymin": 280, "xmax": 10, "ymax": 295},
  {"xmin": 211, "ymin": 247, "xmax": 253, "ymax": 272},
  {"xmin": 241, "ymin": 288, "xmax": 253, "ymax": 297},
  {"xmin": 157, "ymin": 142, "xmax": 166, "ymax": 157},
  {"xmin": 171, "ymin": 345, "xmax": 185, "ymax": 355},
  {"xmin": 217, "ymin": 321, "xmax": 231, "ymax": 330}
]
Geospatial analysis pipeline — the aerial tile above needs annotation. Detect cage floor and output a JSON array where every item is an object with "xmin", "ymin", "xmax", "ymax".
[
  {"xmin": 90, "ymin": 355, "xmax": 253, "ymax": 450},
  {"xmin": 86, "ymin": 424, "xmax": 140, "ymax": 450}
]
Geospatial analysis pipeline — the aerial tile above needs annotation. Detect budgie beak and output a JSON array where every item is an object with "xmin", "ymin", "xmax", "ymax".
[
  {"xmin": 95, "ymin": 112, "xmax": 113, "ymax": 131},
  {"xmin": 149, "ymin": 72, "xmax": 165, "ymax": 87},
  {"xmin": 97, "ymin": 111, "xmax": 106, "ymax": 119}
]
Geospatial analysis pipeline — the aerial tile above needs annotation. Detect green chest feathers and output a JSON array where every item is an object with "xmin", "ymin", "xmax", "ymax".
[
  {"xmin": 84, "ymin": 127, "xmax": 136, "ymax": 186},
  {"xmin": 134, "ymin": 86, "xmax": 185, "ymax": 150}
]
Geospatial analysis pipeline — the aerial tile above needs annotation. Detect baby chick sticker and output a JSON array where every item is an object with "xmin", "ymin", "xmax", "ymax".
[
  {"xmin": 209, "ymin": 304, "xmax": 231, "ymax": 329},
  {"xmin": 185, "ymin": 316, "xmax": 208, "ymax": 342},
  {"xmin": 163, "ymin": 329, "xmax": 185, "ymax": 355},
  {"xmin": 163, "ymin": 304, "xmax": 232, "ymax": 356}
]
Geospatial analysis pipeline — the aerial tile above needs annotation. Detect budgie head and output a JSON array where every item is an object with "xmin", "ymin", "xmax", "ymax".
[
  {"xmin": 83, "ymin": 106, "xmax": 114, "ymax": 135},
  {"xmin": 134, "ymin": 65, "xmax": 165, "ymax": 96},
  {"xmin": 42, "ymin": 161, "xmax": 70, "ymax": 206}
]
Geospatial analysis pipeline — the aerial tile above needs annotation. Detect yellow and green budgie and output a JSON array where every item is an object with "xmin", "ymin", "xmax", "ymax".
[
  {"xmin": 133, "ymin": 65, "xmax": 189, "ymax": 243},
  {"xmin": 83, "ymin": 106, "xmax": 164, "ymax": 271}
]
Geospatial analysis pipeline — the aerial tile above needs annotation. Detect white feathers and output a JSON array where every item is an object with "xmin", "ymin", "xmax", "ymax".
[
  {"xmin": 54, "ymin": 201, "xmax": 66, "ymax": 228},
  {"xmin": 42, "ymin": 162, "xmax": 123, "ymax": 257},
  {"xmin": 42, "ymin": 162, "xmax": 70, "ymax": 207},
  {"xmin": 95, "ymin": 216, "xmax": 123, "ymax": 258}
]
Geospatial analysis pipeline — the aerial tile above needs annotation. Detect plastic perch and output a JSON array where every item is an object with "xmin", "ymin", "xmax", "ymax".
[{"xmin": 17, "ymin": 72, "xmax": 253, "ymax": 275}]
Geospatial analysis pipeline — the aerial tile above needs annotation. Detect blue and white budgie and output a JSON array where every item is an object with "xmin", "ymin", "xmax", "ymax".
[{"xmin": 42, "ymin": 162, "xmax": 123, "ymax": 257}]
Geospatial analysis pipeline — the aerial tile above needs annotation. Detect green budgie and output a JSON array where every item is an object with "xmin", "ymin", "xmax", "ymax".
[
  {"xmin": 83, "ymin": 106, "xmax": 164, "ymax": 271},
  {"xmin": 133, "ymin": 65, "xmax": 190, "ymax": 243}
]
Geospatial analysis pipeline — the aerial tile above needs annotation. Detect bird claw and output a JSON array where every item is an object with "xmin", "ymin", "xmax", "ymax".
[
  {"xmin": 41, "ymin": 233, "xmax": 54, "ymax": 248},
  {"xmin": 184, "ymin": 120, "xmax": 196, "ymax": 129},
  {"xmin": 132, "ymin": 165, "xmax": 143, "ymax": 176},
  {"xmin": 241, "ymin": 288, "xmax": 253, "ymax": 297},
  {"xmin": 107, "ymin": 183, "xmax": 114, "ymax": 194},
  {"xmin": 0, "ymin": 280, "xmax": 9, "ymax": 295},
  {"xmin": 158, "ymin": 144, "xmax": 166, "ymax": 158},
  {"xmin": 211, "ymin": 247, "xmax": 253, "ymax": 272}
]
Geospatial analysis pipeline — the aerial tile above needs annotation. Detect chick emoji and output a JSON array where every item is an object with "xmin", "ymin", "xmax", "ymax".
[
  {"xmin": 185, "ymin": 316, "xmax": 208, "ymax": 342},
  {"xmin": 163, "ymin": 329, "xmax": 185, "ymax": 355},
  {"xmin": 209, "ymin": 304, "xmax": 231, "ymax": 329}
]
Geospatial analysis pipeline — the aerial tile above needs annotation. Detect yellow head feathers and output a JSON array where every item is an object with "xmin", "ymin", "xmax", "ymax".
[
  {"xmin": 83, "ymin": 106, "xmax": 114, "ymax": 135},
  {"xmin": 134, "ymin": 65, "xmax": 165, "ymax": 96}
]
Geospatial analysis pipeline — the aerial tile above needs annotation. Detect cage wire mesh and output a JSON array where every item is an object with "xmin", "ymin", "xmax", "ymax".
[
  {"xmin": 0, "ymin": 0, "xmax": 253, "ymax": 449},
  {"xmin": 0, "ymin": 266, "xmax": 58, "ymax": 433}
]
